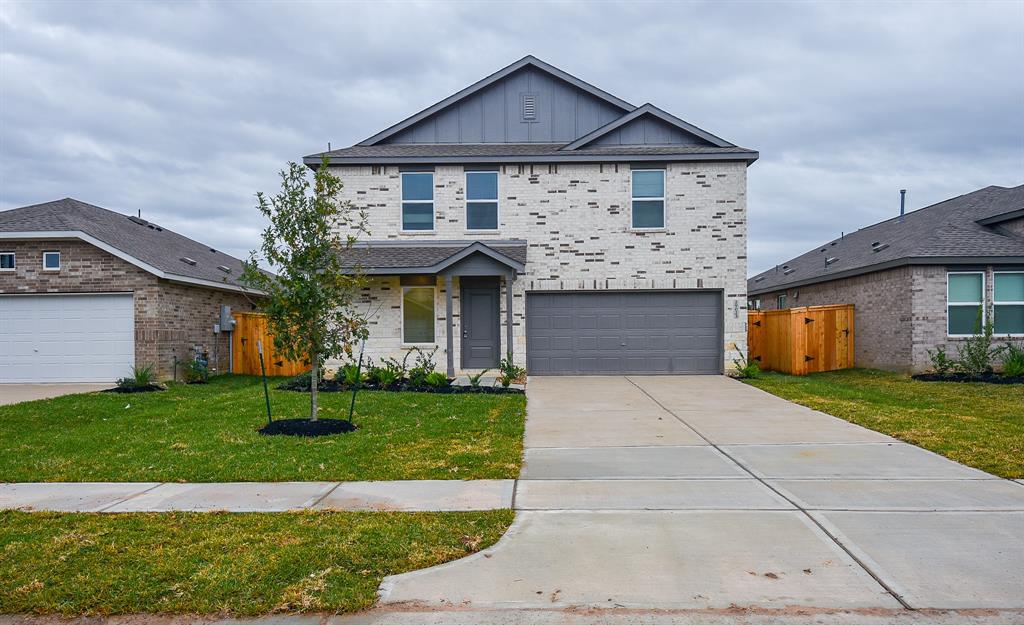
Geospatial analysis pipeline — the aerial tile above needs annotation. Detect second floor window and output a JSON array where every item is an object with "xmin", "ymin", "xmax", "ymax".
[
  {"xmin": 466, "ymin": 171, "xmax": 498, "ymax": 230},
  {"xmin": 401, "ymin": 172, "xmax": 434, "ymax": 231},
  {"xmin": 631, "ymin": 169, "xmax": 665, "ymax": 229}
]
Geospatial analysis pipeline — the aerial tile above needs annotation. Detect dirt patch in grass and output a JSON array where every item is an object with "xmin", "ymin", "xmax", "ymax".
[{"xmin": 259, "ymin": 418, "xmax": 357, "ymax": 437}]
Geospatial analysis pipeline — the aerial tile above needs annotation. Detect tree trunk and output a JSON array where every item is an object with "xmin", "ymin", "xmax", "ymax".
[{"xmin": 310, "ymin": 354, "xmax": 319, "ymax": 421}]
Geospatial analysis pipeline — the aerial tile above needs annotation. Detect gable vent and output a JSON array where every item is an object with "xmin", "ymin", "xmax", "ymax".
[
  {"xmin": 521, "ymin": 93, "xmax": 537, "ymax": 121},
  {"xmin": 180, "ymin": 257, "xmax": 197, "ymax": 266}
]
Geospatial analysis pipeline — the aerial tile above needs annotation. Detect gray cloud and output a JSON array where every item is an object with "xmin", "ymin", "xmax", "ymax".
[{"xmin": 2, "ymin": 0, "xmax": 1022, "ymax": 273}]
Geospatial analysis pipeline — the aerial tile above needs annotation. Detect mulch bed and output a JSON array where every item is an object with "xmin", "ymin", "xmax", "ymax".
[
  {"xmin": 258, "ymin": 418, "xmax": 357, "ymax": 437},
  {"xmin": 911, "ymin": 372, "xmax": 1024, "ymax": 384},
  {"xmin": 103, "ymin": 384, "xmax": 165, "ymax": 394},
  {"xmin": 275, "ymin": 378, "xmax": 524, "ymax": 395}
]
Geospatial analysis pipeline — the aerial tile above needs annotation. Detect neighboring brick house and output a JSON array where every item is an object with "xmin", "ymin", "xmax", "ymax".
[
  {"xmin": 304, "ymin": 56, "xmax": 758, "ymax": 376},
  {"xmin": 0, "ymin": 199, "xmax": 262, "ymax": 382},
  {"xmin": 747, "ymin": 185, "xmax": 1024, "ymax": 373}
]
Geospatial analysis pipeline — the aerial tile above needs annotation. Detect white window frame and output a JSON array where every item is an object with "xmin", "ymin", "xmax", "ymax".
[
  {"xmin": 400, "ymin": 172, "xmax": 435, "ymax": 233},
  {"xmin": 401, "ymin": 285, "xmax": 437, "ymax": 346},
  {"xmin": 947, "ymin": 271, "xmax": 985, "ymax": 337},
  {"xmin": 993, "ymin": 270, "xmax": 1024, "ymax": 337},
  {"xmin": 42, "ymin": 250, "xmax": 60, "ymax": 271},
  {"xmin": 630, "ymin": 168, "xmax": 666, "ymax": 230},
  {"xmin": 465, "ymin": 171, "xmax": 499, "ymax": 232},
  {"xmin": 0, "ymin": 251, "xmax": 14, "ymax": 271}
]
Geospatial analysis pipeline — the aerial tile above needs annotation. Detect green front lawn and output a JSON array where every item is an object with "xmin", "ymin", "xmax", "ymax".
[
  {"xmin": 745, "ymin": 369, "xmax": 1024, "ymax": 478},
  {"xmin": 0, "ymin": 509, "xmax": 512, "ymax": 615},
  {"xmin": 0, "ymin": 375, "xmax": 525, "ymax": 482}
]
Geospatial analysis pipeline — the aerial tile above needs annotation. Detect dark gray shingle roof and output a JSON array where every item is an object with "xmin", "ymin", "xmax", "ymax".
[
  {"xmin": 748, "ymin": 185, "xmax": 1024, "ymax": 295},
  {"xmin": 338, "ymin": 240, "xmax": 527, "ymax": 273},
  {"xmin": 0, "ymin": 198, "xmax": 257, "ymax": 290}
]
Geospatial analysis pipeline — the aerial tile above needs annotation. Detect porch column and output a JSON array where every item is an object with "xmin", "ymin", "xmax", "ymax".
[
  {"xmin": 505, "ymin": 273, "xmax": 515, "ymax": 360},
  {"xmin": 445, "ymin": 274, "xmax": 455, "ymax": 377}
]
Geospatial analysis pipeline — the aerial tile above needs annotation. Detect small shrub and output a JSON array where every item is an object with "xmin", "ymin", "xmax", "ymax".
[
  {"xmin": 182, "ymin": 359, "xmax": 209, "ymax": 384},
  {"xmin": 335, "ymin": 362, "xmax": 364, "ymax": 386},
  {"xmin": 926, "ymin": 345, "xmax": 956, "ymax": 376},
  {"xmin": 407, "ymin": 346, "xmax": 439, "ymax": 388},
  {"xmin": 999, "ymin": 341, "xmax": 1024, "ymax": 377},
  {"xmin": 954, "ymin": 319, "xmax": 998, "ymax": 377},
  {"xmin": 731, "ymin": 351, "xmax": 761, "ymax": 379},
  {"xmin": 117, "ymin": 363, "xmax": 156, "ymax": 389},
  {"xmin": 366, "ymin": 363, "xmax": 401, "ymax": 388},
  {"xmin": 277, "ymin": 371, "xmax": 311, "ymax": 390},
  {"xmin": 424, "ymin": 371, "xmax": 451, "ymax": 388},
  {"xmin": 467, "ymin": 369, "xmax": 490, "ymax": 388},
  {"xmin": 496, "ymin": 354, "xmax": 526, "ymax": 388}
]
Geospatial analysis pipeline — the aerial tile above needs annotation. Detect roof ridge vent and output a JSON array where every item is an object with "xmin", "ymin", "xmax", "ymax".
[
  {"xmin": 180, "ymin": 257, "xmax": 197, "ymax": 266},
  {"xmin": 128, "ymin": 216, "xmax": 148, "ymax": 226}
]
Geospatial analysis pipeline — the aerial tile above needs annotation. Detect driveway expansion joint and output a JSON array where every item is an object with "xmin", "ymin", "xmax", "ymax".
[{"xmin": 623, "ymin": 376, "xmax": 915, "ymax": 610}]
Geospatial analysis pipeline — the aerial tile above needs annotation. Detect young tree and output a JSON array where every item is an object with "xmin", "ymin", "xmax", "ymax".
[{"xmin": 241, "ymin": 157, "xmax": 367, "ymax": 421}]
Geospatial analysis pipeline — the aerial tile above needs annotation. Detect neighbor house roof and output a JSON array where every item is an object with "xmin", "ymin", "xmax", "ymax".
[
  {"xmin": 337, "ymin": 240, "xmax": 527, "ymax": 274},
  {"xmin": 0, "ymin": 198, "xmax": 263, "ymax": 294},
  {"xmin": 305, "ymin": 56, "xmax": 758, "ymax": 167},
  {"xmin": 748, "ymin": 184, "xmax": 1024, "ymax": 296}
]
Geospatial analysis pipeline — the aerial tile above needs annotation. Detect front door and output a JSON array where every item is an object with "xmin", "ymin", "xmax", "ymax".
[{"xmin": 460, "ymin": 281, "xmax": 501, "ymax": 369}]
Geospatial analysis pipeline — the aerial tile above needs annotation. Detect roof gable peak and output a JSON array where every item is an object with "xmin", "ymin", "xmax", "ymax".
[{"xmin": 562, "ymin": 103, "xmax": 735, "ymax": 150}]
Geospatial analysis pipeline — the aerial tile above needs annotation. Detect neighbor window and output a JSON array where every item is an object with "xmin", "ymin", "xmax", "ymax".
[
  {"xmin": 947, "ymin": 272, "xmax": 984, "ymax": 336},
  {"xmin": 42, "ymin": 251, "xmax": 60, "ymax": 271},
  {"xmin": 994, "ymin": 271, "xmax": 1024, "ymax": 335},
  {"xmin": 777, "ymin": 294, "xmax": 787, "ymax": 309},
  {"xmin": 401, "ymin": 172, "xmax": 434, "ymax": 231},
  {"xmin": 631, "ymin": 169, "xmax": 665, "ymax": 229},
  {"xmin": 466, "ymin": 171, "xmax": 498, "ymax": 230},
  {"xmin": 402, "ymin": 286, "xmax": 435, "ymax": 344},
  {"xmin": 0, "ymin": 252, "xmax": 14, "ymax": 270}
]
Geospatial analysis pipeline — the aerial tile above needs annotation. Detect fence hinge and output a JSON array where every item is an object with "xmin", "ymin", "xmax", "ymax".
[
  {"xmin": 804, "ymin": 317, "xmax": 814, "ymax": 324},
  {"xmin": 843, "ymin": 328, "xmax": 850, "ymax": 336},
  {"xmin": 804, "ymin": 355, "xmax": 814, "ymax": 362},
  {"xmin": 753, "ymin": 355, "xmax": 762, "ymax": 362},
  {"xmin": 753, "ymin": 320, "xmax": 761, "ymax": 327}
]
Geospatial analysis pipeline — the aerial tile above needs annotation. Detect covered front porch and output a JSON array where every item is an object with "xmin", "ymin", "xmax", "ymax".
[{"xmin": 340, "ymin": 240, "xmax": 527, "ymax": 376}]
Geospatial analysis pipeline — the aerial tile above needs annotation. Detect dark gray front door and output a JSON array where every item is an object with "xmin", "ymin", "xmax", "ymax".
[
  {"xmin": 526, "ymin": 290, "xmax": 723, "ymax": 375},
  {"xmin": 461, "ymin": 283, "xmax": 501, "ymax": 369}
]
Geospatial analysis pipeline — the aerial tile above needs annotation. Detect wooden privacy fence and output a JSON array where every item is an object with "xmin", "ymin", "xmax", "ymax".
[
  {"xmin": 748, "ymin": 304, "xmax": 855, "ymax": 375},
  {"xmin": 231, "ymin": 312, "xmax": 308, "ymax": 377}
]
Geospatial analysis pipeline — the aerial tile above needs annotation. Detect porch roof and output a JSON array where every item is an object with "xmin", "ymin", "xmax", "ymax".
[{"xmin": 337, "ymin": 239, "xmax": 527, "ymax": 275}]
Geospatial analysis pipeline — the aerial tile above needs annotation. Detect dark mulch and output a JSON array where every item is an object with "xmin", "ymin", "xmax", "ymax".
[
  {"xmin": 103, "ymin": 384, "xmax": 165, "ymax": 394},
  {"xmin": 911, "ymin": 372, "xmax": 1024, "ymax": 384},
  {"xmin": 276, "ymin": 378, "xmax": 524, "ymax": 395},
  {"xmin": 258, "ymin": 418, "xmax": 357, "ymax": 437}
]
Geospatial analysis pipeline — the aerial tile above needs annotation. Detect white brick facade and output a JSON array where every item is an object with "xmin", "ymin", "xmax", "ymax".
[{"xmin": 329, "ymin": 161, "xmax": 749, "ymax": 374}]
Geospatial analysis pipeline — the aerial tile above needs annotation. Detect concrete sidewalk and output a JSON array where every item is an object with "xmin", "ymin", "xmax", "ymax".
[
  {"xmin": 380, "ymin": 375, "xmax": 1024, "ymax": 613},
  {"xmin": 0, "ymin": 480, "xmax": 514, "ymax": 512}
]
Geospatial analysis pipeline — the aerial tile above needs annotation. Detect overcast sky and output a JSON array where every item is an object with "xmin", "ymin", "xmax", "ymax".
[{"xmin": 2, "ymin": 1, "xmax": 1022, "ymax": 275}]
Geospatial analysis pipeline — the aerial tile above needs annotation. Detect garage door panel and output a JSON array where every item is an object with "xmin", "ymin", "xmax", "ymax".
[
  {"xmin": 0, "ymin": 294, "xmax": 134, "ymax": 383},
  {"xmin": 526, "ymin": 291, "xmax": 722, "ymax": 375}
]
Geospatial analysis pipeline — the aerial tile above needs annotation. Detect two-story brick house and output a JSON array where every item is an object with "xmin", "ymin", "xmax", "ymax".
[{"xmin": 307, "ymin": 56, "xmax": 758, "ymax": 376}]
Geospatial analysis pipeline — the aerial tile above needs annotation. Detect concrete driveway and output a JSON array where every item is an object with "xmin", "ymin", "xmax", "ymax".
[
  {"xmin": 380, "ymin": 375, "xmax": 1024, "ymax": 615},
  {"xmin": 0, "ymin": 383, "xmax": 111, "ymax": 406}
]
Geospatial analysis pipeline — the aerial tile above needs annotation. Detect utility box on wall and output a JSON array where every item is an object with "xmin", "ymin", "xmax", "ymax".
[{"xmin": 748, "ymin": 304, "xmax": 855, "ymax": 375}]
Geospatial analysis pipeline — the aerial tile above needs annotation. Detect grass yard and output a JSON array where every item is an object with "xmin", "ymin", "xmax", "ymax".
[
  {"xmin": 0, "ymin": 375, "xmax": 525, "ymax": 482},
  {"xmin": 745, "ymin": 368, "xmax": 1024, "ymax": 478},
  {"xmin": 0, "ymin": 509, "xmax": 512, "ymax": 615}
]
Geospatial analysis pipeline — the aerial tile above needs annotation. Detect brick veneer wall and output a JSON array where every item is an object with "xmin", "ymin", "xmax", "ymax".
[
  {"xmin": 0, "ymin": 239, "xmax": 256, "ymax": 379},
  {"xmin": 328, "ymin": 161, "xmax": 748, "ymax": 373},
  {"xmin": 755, "ymin": 266, "xmax": 915, "ymax": 371},
  {"xmin": 754, "ymin": 264, "xmax": 1019, "ymax": 373}
]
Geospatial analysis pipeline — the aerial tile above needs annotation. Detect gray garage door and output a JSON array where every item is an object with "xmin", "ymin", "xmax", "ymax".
[{"xmin": 526, "ymin": 291, "xmax": 723, "ymax": 375}]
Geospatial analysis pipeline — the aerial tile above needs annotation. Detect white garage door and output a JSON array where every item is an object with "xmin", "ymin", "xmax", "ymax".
[{"xmin": 0, "ymin": 294, "xmax": 135, "ymax": 383}]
